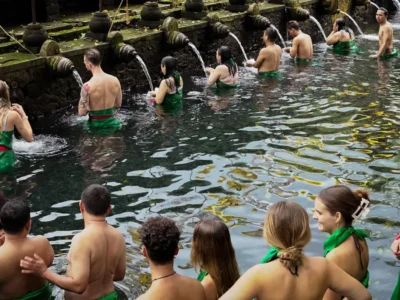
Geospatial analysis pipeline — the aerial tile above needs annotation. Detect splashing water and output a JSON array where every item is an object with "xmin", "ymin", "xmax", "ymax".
[
  {"xmin": 369, "ymin": 1, "xmax": 380, "ymax": 9},
  {"xmin": 229, "ymin": 32, "xmax": 249, "ymax": 61},
  {"xmin": 136, "ymin": 55, "xmax": 154, "ymax": 91},
  {"xmin": 14, "ymin": 135, "xmax": 69, "ymax": 157},
  {"xmin": 188, "ymin": 42, "xmax": 207, "ymax": 77},
  {"xmin": 339, "ymin": 10, "xmax": 364, "ymax": 35},
  {"xmin": 72, "ymin": 70, "xmax": 83, "ymax": 88},
  {"xmin": 270, "ymin": 24, "xmax": 286, "ymax": 47},
  {"xmin": 309, "ymin": 16, "xmax": 327, "ymax": 41},
  {"xmin": 393, "ymin": 0, "xmax": 400, "ymax": 10}
]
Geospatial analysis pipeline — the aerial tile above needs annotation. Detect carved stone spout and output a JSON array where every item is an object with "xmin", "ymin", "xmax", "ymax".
[
  {"xmin": 287, "ymin": 6, "xmax": 310, "ymax": 21},
  {"xmin": 249, "ymin": 15, "xmax": 271, "ymax": 30},
  {"xmin": 211, "ymin": 22, "xmax": 230, "ymax": 38},
  {"xmin": 115, "ymin": 43, "xmax": 138, "ymax": 61},
  {"xmin": 47, "ymin": 56, "xmax": 75, "ymax": 75},
  {"xmin": 161, "ymin": 17, "xmax": 190, "ymax": 47}
]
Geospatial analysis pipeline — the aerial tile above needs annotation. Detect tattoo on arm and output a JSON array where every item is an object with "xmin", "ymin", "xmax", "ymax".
[{"xmin": 79, "ymin": 84, "xmax": 90, "ymax": 107}]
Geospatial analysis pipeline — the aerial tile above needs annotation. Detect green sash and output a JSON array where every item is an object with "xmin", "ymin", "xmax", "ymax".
[
  {"xmin": 0, "ymin": 130, "xmax": 16, "ymax": 173},
  {"xmin": 15, "ymin": 281, "xmax": 52, "ymax": 300},
  {"xmin": 97, "ymin": 290, "xmax": 118, "ymax": 300},
  {"xmin": 197, "ymin": 270, "xmax": 208, "ymax": 282},
  {"xmin": 259, "ymin": 71, "xmax": 280, "ymax": 78},
  {"xmin": 382, "ymin": 48, "xmax": 399, "ymax": 59},
  {"xmin": 158, "ymin": 89, "xmax": 183, "ymax": 115},
  {"xmin": 324, "ymin": 226, "xmax": 370, "ymax": 288},
  {"xmin": 332, "ymin": 40, "xmax": 359, "ymax": 54},
  {"xmin": 260, "ymin": 247, "xmax": 280, "ymax": 263},
  {"xmin": 214, "ymin": 80, "xmax": 238, "ymax": 89},
  {"xmin": 86, "ymin": 108, "xmax": 121, "ymax": 135},
  {"xmin": 392, "ymin": 271, "xmax": 400, "ymax": 300}
]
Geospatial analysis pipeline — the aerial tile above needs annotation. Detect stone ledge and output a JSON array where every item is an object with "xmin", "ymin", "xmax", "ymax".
[
  {"xmin": 0, "ymin": 53, "xmax": 46, "ymax": 74},
  {"xmin": 59, "ymin": 40, "xmax": 109, "ymax": 57}
]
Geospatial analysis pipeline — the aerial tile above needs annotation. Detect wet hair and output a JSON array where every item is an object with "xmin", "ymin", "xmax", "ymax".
[
  {"xmin": 217, "ymin": 46, "xmax": 238, "ymax": 77},
  {"xmin": 265, "ymin": 27, "xmax": 278, "ymax": 43},
  {"xmin": 318, "ymin": 185, "xmax": 371, "ymax": 227},
  {"xmin": 335, "ymin": 18, "xmax": 354, "ymax": 39},
  {"xmin": 139, "ymin": 216, "xmax": 180, "ymax": 265},
  {"xmin": 288, "ymin": 20, "xmax": 300, "ymax": 31},
  {"xmin": 81, "ymin": 184, "xmax": 111, "ymax": 216},
  {"xmin": 264, "ymin": 201, "xmax": 311, "ymax": 271},
  {"xmin": 0, "ymin": 200, "xmax": 30, "ymax": 234},
  {"xmin": 0, "ymin": 191, "xmax": 8, "ymax": 230},
  {"xmin": 161, "ymin": 56, "xmax": 181, "ymax": 89},
  {"xmin": 84, "ymin": 48, "xmax": 102, "ymax": 66},
  {"xmin": 378, "ymin": 7, "xmax": 388, "ymax": 16},
  {"xmin": 0, "ymin": 81, "xmax": 11, "ymax": 130},
  {"xmin": 191, "ymin": 216, "xmax": 240, "ymax": 297}
]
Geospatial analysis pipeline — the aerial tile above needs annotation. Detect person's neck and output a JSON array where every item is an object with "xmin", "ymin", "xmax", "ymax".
[
  {"xmin": 149, "ymin": 262, "xmax": 176, "ymax": 282},
  {"xmin": 5, "ymin": 231, "xmax": 28, "ymax": 242},
  {"xmin": 84, "ymin": 214, "xmax": 107, "ymax": 227},
  {"xmin": 265, "ymin": 40, "xmax": 275, "ymax": 47},
  {"xmin": 328, "ymin": 224, "xmax": 348, "ymax": 235},
  {"xmin": 91, "ymin": 66, "xmax": 104, "ymax": 76},
  {"xmin": 380, "ymin": 20, "xmax": 387, "ymax": 26}
]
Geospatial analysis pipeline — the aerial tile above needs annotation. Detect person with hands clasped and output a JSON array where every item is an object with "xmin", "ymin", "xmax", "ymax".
[{"xmin": 0, "ymin": 80, "xmax": 33, "ymax": 173}]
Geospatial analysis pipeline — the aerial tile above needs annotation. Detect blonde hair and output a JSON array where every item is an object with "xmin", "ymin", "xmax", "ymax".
[
  {"xmin": 0, "ymin": 81, "xmax": 11, "ymax": 130},
  {"xmin": 191, "ymin": 217, "xmax": 240, "ymax": 297},
  {"xmin": 264, "ymin": 201, "xmax": 311, "ymax": 270}
]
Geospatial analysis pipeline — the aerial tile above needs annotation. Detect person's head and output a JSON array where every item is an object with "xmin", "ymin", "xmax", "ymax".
[
  {"xmin": 216, "ymin": 46, "xmax": 237, "ymax": 77},
  {"xmin": 139, "ymin": 216, "xmax": 180, "ymax": 265},
  {"xmin": 334, "ymin": 18, "xmax": 346, "ymax": 32},
  {"xmin": 264, "ymin": 27, "xmax": 278, "ymax": 44},
  {"xmin": 84, "ymin": 48, "xmax": 102, "ymax": 71},
  {"xmin": 0, "ymin": 191, "xmax": 8, "ymax": 231},
  {"xmin": 376, "ymin": 8, "xmax": 388, "ymax": 23},
  {"xmin": 80, "ymin": 184, "xmax": 111, "ymax": 217},
  {"xmin": 191, "ymin": 216, "xmax": 240, "ymax": 297},
  {"xmin": 288, "ymin": 21, "xmax": 301, "ymax": 38},
  {"xmin": 264, "ymin": 201, "xmax": 311, "ymax": 270},
  {"xmin": 161, "ymin": 56, "xmax": 177, "ymax": 77},
  {"xmin": 313, "ymin": 185, "xmax": 371, "ymax": 234},
  {"xmin": 0, "ymin": 200, "xmax": 31, "ymax": 235}
]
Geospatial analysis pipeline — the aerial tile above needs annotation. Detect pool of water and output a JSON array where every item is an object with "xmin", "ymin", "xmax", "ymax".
[{"xmin": 2, "ymin": 19, "xmax": 400, "ymax": 300}]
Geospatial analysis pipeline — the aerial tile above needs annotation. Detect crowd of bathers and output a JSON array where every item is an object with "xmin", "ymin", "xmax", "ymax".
[{"xmin": 0, "ymin": 5, "xmax": 399, "ymax": 300}]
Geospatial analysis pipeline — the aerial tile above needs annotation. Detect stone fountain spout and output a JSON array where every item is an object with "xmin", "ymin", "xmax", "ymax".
[
  {"xmin": 107, "ymin": 31, "xmax": 138, "ymax": 61},
  {"xmin": 249, "ymin": 15, "xmax": 271, "ymax": 30},
  {"xmin": 47, "ymin": 56, "xmax": 75, "ymax": 75},
  {"xmin": 286, "ymin": 6, "xmax": 310, "ymax": 21},
  {"xmin": 211, "ymin": 22, "xmax": 230, "ymax": 38},
  {"xmin": 161, "ymin": 17, "xmax": 190, "ymax": 47}
]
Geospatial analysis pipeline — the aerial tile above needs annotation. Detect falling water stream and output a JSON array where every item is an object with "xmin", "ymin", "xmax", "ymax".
[
  {"xmin": 369, "ymin": 0, "xmax": 380, "ymax": 9},
  {"xmin": 72, "ymin": 70, "xmax": 84, "ymax": 88},
  {"xmin": 136, "ymin": 55, "xmax": 154, "ymax": 91},
  {"xmin": 188, "ymin": 42, "xmax": 207, "ymax": 77},
  {"xmin": 340, "ymin": 10, "xmax": 364, "ymax": 35},
  {"xmin": 270, "ymin": 24, "xmax": 286, "ymax": 47},
  {"xmin": 229, "ymin": 32, "xmax": 249, "ymax": 61},
  {"xmin": 309, "ymin": 16, "xmax": 327, "ymax": 41},
  {"xmin": 393, "ymin": 0, "xmax": 400, "ymax": 10}
]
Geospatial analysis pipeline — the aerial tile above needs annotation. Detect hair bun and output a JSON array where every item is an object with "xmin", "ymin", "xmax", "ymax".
[
  {"xmin": 279, "ymin": 246, "xmax": 304, "ymax": 269},
  {"xmin": 353, "ymin": 189, "xmax": 370, "ymax": 207}
]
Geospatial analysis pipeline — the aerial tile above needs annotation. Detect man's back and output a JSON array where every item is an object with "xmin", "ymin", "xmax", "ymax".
[
  {"xmin": 87, "ymin": 73, "xmax": 121, "ymax": 112},
  {"xmin": 259, "ymin": 45, "xmax": 282, "ymax": 72},
  {"xmin": 64, "ymin": 223, "xmax": 126, "ymax": 300},
  {"xmin": 138, "ymin": 274, "xmax": 206, "ymax": 300},
  {"xmin": 294, "ymin": 33, "xmax": 313, "ymax": 59},
  {"xmin": 0, "ymin": 236, "xmax": 53, "ymax": 299}
]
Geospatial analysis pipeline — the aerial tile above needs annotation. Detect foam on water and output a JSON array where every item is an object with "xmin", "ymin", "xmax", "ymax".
[{"xmin": 14, "ymin": 135, "xmax": 69, "ymax": 157}]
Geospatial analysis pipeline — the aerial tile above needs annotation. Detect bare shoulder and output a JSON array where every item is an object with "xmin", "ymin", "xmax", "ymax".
[
  {"xmin": 7, "ymin": 110, "xmax": 21, "ymax": 122},
  {"xmin": 30, "ymin": 235, "xmax": 51, "ymax": 247},
  {"xmin": 107, "ymin": 73, "xmax": 121, "ymax": 84},
  {"xmin": 216, "ymin": 64, "xmax": 229, "ymax": 72},
  {"xmin": 308, "ymin": 256, "xmax": 329, "ymax": 271}
]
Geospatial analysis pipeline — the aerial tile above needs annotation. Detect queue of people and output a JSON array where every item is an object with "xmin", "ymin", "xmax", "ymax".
[{"xmin": 1, "ymin": 184, "xmax": 399, "ymax": 299}]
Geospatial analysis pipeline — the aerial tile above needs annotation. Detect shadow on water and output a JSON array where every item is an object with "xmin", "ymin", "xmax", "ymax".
[{"xmin": 2, "ymin": 31, "xmax": 400, "ymax": 300}]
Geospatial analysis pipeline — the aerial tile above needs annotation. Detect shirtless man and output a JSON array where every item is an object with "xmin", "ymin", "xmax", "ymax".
[
  {"xmin": 0, "ymin": 191, "xmax": 8, "ymax": 246},
  {"xmin": 247, "ymin": 27, "xmax": 282, "ymax": 77},
  {"xmin": 370, "ymin": 8, "xmax": 398, "ymax": 59},
  {"xmin": 20, "ymin": 184, "xmax": 126, "ymax": 300},
  {"xmin": 0, "ymin": 200, "xmax": 54, "ymax": 299},
  {"xmin": 283, "ymin": 21, "xmax": 313, "ymax": 61},
  {"xmin": 137, "ymin": 217, "xmax": 206, "ymax": 300},
  {"xmin": 80, "ymin": 48, "xmax": 122, "ymax": 132}
]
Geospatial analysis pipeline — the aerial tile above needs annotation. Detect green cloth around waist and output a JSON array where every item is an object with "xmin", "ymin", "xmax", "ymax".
[
  {"xmin": 0, "ymin": 130, "xmax": 15, "ymax": 173},
  {"xmin": 332, "ymin": 40, "xmax": 359, "ymax": 54},
  {"xmin": 86, "ymin": 108, "xmax": 121, "ymax": 135},
  {"xmin": 97, "ymin": 290, "xmax": 118, "ymax": 300},
  {"xmin": 259, "ymin": 71, "xmax": 280, "ymax": 78},
  {"xmin": 382, "ymin": 48, "xmax": 399, "ymax": 59},
  {"xmin": 15, "ymin": 281, "xmax": 52, "ymax": 300},
  {"xmin": 214, "ymin": 80, "xmax": 238, "ymax": 89},
  {"xmin": 158, "ymin": 90, "xmax": 183, "ymax": 115},
  {"xmin": 392, "ymin": 270, "xmax": 400, "ymax": 300}
]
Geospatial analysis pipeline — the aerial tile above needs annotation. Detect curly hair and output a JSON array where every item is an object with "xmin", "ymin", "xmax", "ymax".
[{"xmin": 139, "ymin": 216, "xmax": 181, "ymax": 265}]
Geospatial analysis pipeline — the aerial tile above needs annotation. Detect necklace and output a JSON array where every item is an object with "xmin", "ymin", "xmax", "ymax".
[{"xmin": 152, "ymin": 271, "xmax": 176, "ymax": 282}]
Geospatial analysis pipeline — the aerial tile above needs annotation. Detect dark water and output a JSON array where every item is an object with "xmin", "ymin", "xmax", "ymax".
[{"xmin": 2, "ymin": 19, "xmax": 400, "ymax": 300}]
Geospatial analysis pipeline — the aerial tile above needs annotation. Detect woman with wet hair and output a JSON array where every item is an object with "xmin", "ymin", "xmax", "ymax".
[
  {"xmin": 0, "ymin": 80, "xmax": 33, "ymax": 172},
  {"xmin": 326, "ymin": 18, "xmax": 358, "ymax": 54},
  {"xmin": 191, "ymin": 216, "xmax": 240, "ymax": 300},
  {"xmin": 313, "ymin": 185, "xmax": 371, "ymax": 299},
  {"xmin": 151, "ymin": 56, "xmax": 183, "ymax": 113},
  {"xmin": 220, "ymin": 201, "xmax": 371, "ymax": 300},
  {"xmin": 206, "ymin": 46, "xmax": 238, "ymax": 89}
]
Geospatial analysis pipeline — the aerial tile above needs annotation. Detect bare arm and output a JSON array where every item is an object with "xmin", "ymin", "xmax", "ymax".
[
  {"xmin": 252, "ymin": 49, "xmax": 267, "ymax": 69},
  {"xmin": 289, "ymin": 38, "xmax": 299, "ymax": 58},
  {"xmin": 11, "ymin": 106, "xmax": 33, "ymax": 142},
  {"xmin": 220, "ymin": 265, "xmax": 260, "ymax": 300},
  {"xmin": 207, "ymin": 66, "xmax": 222, "ymax": 86},
  {"xmin": 78, "ymin": 84, "xmax": 90, "ymax": 116},
  {"xmin": 377, "ymin": 27, "xmax": 390, "ymax": 56},
  {"xmin": 326, "ymin": 32, "xmax": 340, "ymax": 46},
  {"xmin": 155, "ymin": 80, "xmax": 169, "ymax": 104},
  {"xmin": 113, "ymin": 237, "xmax": 126, "ymax": 281},
  {"xmin": 327, "ymin": 261, "xmax": 371, "ymax": 300},
  {"xmin": 115, "ymin": 82, "xmax": 122, "ymax": 109}
]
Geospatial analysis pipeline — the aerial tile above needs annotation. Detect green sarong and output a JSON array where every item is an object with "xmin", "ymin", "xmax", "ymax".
[
  {"xmin": 324, "ymin": 226, "xmax": 370, "ymax": 289},
  {"xmin": 98, "ymin": 290, "xmax": 118, "ymax": 300},
  {"xmin": 157, "ymin": 89, "xmax": 183, "ymax": 115},
  {"xmin": 332, "ymin": 40, "xmax": 359, "ymax": 54},
  {"xmin": 0, "ymin": 130, "xmax": 16, "ymax": 173},
  {"xmin": 392, "ymin": 270, "xmax": 400, "ymax": 300},
  {"xmin": 259, "ymin": 71, "xmax": 280, "ymax": 78},
  {"xmin": 15, "ymin": 281, "xmax": 52, "ymax": 300},
  {"xmin": 381, "ymin": 48, "xmax": 399, "ymax": 59},
  {"xmin": 214, "ymin": 80, "xmax": 238, "ymax": 89},
  {"xmin": 197, "ymin": 270, "xmax": 208, "ymax": 282},
  {"xmin": 86, "ymin": 108, "xmax": 121, "ymax": 135}
]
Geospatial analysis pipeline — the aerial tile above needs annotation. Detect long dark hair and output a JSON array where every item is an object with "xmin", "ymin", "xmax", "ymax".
[
  {"xmin": 335, "ymin": 18, "xmax": 354, "ymax": 39},
  {"xmin": 161, "ymin": 56, "xmax": 181, "ymax": 89},
  {"xmin": 217, "ymin": 46, "xmax": 237, "ymax": 77}
]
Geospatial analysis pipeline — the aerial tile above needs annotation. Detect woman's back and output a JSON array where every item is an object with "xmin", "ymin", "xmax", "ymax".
[{"xmin": 217, "ymin": 65, "xmax": 238, "ymax": 85}]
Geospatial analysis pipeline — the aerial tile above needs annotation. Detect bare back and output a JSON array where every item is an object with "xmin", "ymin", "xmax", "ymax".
[
  {"xmin": 0, "ymin": 236, "xmax": 54, "ymax": 299},
  {"xmin": 138, "ymin": 274, "xmax": 206, "ymax": 300},
  {"xmin": 257, "ymin": 44, "xmax": 282, "ymax": 73},
  {"xmin": 64, "ymin": 223, "xmax": 126, "ymax": 300},
  {"xmin": 294, "ymin": 33, "xmax": 313, "ymax": 59},
  {"xmin": 86, "ymin": 73, "xmax": 121, "ymax": 112},
  {"xmin": 379, "ymin": 23, "xmax": 394, "ymax": 50}
]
